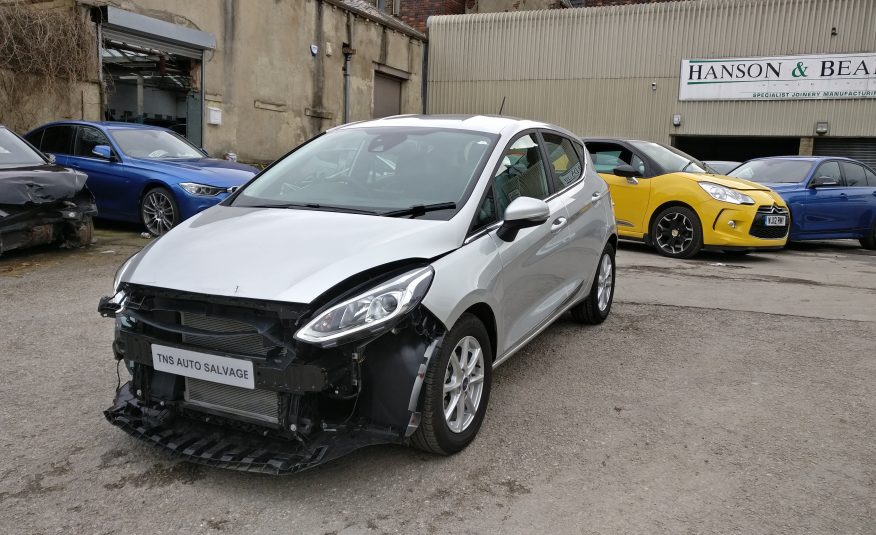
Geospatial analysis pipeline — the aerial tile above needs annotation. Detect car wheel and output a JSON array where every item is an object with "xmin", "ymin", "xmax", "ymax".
[
  {"xmin": 651, "ymin": 206, "xmax": 703, "ymax": 259},
  {"xmin": 141, "ymin": 187, "xmax": 179, "ymax": 236},
  {"xmin": 860, "ymin": 219, "xmax": 876, "ymax": 250},
  {"xmin": 411, "ymin": 313, "xmax": 492, "ymax": 455},
  {"xmin": 571, "ymin": 242, "xmax": 615, "ymax": 325}
]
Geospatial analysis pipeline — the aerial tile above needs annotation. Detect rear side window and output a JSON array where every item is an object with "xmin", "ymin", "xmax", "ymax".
[
  {"xmin": 864, "ymin": 166, "xmax": 876, "ymax": 186},
  {"xmin": 543, "ymin": 133, "xmax": 583, "ymax": 188},
  {"xmin": 41, "ymin": 125, "xmax": 75, "ymax": 155},
  {"xmin": 493, "ymin": 133, "xmax": 550, "ymax": 218},
  {"xmin": 73, "ymin": 126, "xmax": 112, "ymax": 157},
  {"xmin": 840, "ymin": 162, "xmax": 867, "ymax": 187}
]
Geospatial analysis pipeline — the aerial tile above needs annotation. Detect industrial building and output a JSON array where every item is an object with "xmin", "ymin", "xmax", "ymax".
[{"xmin": 427, "ymin": 0, "xmax": 876, "ymax": 165}]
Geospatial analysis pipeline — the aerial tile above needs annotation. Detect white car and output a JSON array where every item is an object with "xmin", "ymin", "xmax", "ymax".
[{"xmin": 99, "ymin": 115, "xmax": 618, "ymax": 474}]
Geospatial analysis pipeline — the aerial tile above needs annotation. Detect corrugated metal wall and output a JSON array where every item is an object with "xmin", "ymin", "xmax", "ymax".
[{"xmin": 427, "ymin": 0, "xmax": 876, "ymax": 143}]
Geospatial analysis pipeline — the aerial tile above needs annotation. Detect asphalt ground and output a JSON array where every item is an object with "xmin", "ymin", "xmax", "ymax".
[{"xmin": 1, "ymin": 224, "xmax": 874, "ymax": 534}]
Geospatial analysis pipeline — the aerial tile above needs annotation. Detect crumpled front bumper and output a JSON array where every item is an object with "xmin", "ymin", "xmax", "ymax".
[{"xmin": 105, "ymin": 382, "xmax": 402, "ymax": 475}]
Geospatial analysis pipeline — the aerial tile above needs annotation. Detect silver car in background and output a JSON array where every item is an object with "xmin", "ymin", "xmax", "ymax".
[{"xmin": 99, "ymin": 115, "xmax": 618, "ymax": 473}]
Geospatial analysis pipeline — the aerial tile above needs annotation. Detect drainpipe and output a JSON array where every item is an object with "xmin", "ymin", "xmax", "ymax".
[{"xmin": 342, "ymin": 12, "xmax": 355, "ymax": 124}]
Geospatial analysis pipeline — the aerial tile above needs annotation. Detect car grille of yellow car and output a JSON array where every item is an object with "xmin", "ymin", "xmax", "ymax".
[{"xmin": 749, "ymin": 205, "xmax": 790, "ymax": 239}]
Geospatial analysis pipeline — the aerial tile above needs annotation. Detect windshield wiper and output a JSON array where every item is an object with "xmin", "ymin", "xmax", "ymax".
[
  {"xmin": 245, "ymin": 202, "xmax": 378, "ymax": 215},
  {"xmin": 381, "ymin": 202, "xmax": 457, "ymax": 218}
]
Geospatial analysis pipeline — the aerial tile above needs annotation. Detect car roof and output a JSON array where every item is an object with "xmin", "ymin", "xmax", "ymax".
[
  {"xmin": 743, "ymin": 156, "xmax": 857, "ymax": 163},
  {"xmin": 33, "ymin": 120, "xmax": 169, "ymax": 131},
  {"xmin": 334, "ymin": 114, "xmax": 576, "ymax": 138}
]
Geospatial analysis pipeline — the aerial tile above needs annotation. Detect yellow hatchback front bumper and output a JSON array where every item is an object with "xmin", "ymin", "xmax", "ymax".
[{"xmin": 697, "ymin": 190, "xmax": 789, "ymax": 250}]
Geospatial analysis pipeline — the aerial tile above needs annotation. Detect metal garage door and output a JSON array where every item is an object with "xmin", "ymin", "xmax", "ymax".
[
  {"xmin": 373, "ymin": 73, "xmax": 402, "ymax": 118},
  {"xmin": 813, "ymin": 138, "xmax": 876, "ymax": 169}
]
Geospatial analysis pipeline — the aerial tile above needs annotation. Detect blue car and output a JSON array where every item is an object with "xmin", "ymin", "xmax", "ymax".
[
  {"xmin": 24, "ymin": 121, "xmax": 258, "ymax": 235},
  {"xmin": 729, "ymin": 156, "xmax": 876, "ymax": 249}
]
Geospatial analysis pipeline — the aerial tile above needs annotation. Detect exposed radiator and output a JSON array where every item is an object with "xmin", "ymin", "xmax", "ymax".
[{"xmin": 185, "ymin": 377, "xmax": 279, "ymax": 424}]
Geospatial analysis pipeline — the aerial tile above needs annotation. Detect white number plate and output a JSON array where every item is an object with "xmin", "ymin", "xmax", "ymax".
[
  {"xmin": 151, "ymin": 344, "xmax": 254, "ymax": 389},
  {"xmin": 765, "ymin": 215, "xmax": 786, "ymax": 226}
]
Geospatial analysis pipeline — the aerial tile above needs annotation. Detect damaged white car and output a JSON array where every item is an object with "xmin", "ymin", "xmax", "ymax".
[{"xmin": 99, "ymin": 115, "xmax": 617, "ymax": 474}]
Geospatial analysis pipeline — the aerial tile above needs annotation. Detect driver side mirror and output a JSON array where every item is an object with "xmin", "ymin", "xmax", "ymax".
[
  {"xmin": 497, "ymin": 197, "xmax": 551, "ymax": 242},
  {"xmin": 810, "ymin": 175, "xmax": 839, "ymax": 188},
  {"xmin": 612, "ymin": 164, "xmax": 639, "ymax": 179},
  {"xmin": 91, "ymin": 145, "xmax": 115, "ymax": 161}
]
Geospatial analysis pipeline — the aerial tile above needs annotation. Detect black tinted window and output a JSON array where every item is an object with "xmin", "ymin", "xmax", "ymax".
[
  {"xmin": 73, "ymin": 127, "xmax": 111, "ymax": 157},
  {"xmin": 24, "ymin": 130, "xmax": 43, "ymax": 149},
  {"xmin": 41, "ymin": 125, "xmax": 75, "ymax": 155},
  {"xmin": 864, "ymin": 166, "xmax": 876, "ymax": 187},
  {"xmin": 543, "ymin": 133, "xmax": 583, "ymax": 187},
  {"xmin": 840, "ymin": 162, "xmax": 867, "ymax": 187}
]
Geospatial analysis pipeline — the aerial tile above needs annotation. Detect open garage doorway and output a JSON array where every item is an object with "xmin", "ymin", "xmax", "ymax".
[
  {"xmin": 101, "ymin": 37, "xmax": 202, "ymax": 145},
  {"xmin": 673, "ymin": 136, "xmax": 800, "ymax": 163}
]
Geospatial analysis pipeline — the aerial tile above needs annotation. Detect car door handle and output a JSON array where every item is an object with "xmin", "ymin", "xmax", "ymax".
[
  {"xmin": 592, "ymin": 191, "xmax": 605, "ymax": 202},
  {"xmin": 551, "ymin": 217, "xmax": 568, "ymax": 232},
  {"xmin": 626, "ymin": 177, "xmax": 639, "ymax": 185}
]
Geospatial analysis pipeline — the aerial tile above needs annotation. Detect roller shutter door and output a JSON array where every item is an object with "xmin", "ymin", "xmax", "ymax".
[{"xmin": 813, "ymin": 138, "xmax": 876, "ymax": 169}]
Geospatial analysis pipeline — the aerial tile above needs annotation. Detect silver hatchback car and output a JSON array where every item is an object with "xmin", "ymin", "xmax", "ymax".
[{"xmin": 99, "ymin": 115, "xmax": 617, "ymax": 474}]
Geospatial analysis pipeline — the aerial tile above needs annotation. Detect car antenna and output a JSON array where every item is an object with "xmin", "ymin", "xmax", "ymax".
[{"xmin": 498, "ymin": 96, "xmax": 506, "ymax": 115}]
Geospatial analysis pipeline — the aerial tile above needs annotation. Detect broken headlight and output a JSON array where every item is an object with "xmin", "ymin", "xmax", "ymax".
[{"xmin": 295, "ymin": 266, "xmax": 434, "ymax": 345}]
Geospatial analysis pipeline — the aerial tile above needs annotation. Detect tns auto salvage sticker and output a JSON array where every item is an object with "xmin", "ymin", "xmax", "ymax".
[{"xmin": 151, "ymin": 344, "xmax": 255, "ymax": 389}]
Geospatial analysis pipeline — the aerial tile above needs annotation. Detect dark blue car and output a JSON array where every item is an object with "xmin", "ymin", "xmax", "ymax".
[
  {"xmin": 24, "ymin": 121, "xmax": 258, "ymax": 235},
  {"xmin": 729, "ymin": 156, "xmax": 876, "ymax": 249}
]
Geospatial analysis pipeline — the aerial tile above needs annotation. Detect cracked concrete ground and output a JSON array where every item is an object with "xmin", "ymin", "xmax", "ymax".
[{"xmin": 0, "ymin": 226, "xmax": 873, "ymax": 534}]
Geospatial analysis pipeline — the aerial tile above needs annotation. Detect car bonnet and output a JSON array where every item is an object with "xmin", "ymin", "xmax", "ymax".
[{"xmin": 119, "ymin": 205, "xmax": 463, "ymax": 303}]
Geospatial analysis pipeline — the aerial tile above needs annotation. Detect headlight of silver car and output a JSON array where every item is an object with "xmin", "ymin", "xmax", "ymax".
[
  {"xmin": 698, "ymin": 182, "xmax": 755, "ymax": 205},
  {"xmin": 295, "ymin": 266, "xmax": 434, "ymax": 345},
  {"xmin": 180, "ymin": 182, "xmax": 226, "ymax": 196}
]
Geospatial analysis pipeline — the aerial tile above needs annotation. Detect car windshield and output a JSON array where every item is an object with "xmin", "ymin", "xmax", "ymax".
[
  {"xmin": 729, "ymin": 159, "xmax": 815, "ymax": 183},
  {"xmin": 110, "ymin": 129, "xmax": 204, "ymax": 159},
  {"xmin": 232, "ymin": 127, "xmax": 498, "ymax": 215},
  {"xmin": 0, "ymin": 128, "xmax": 46, "ymax": 167},
  {"xmin": 628, "ymin": 140, "xmax": 709, "ymax": 174}
]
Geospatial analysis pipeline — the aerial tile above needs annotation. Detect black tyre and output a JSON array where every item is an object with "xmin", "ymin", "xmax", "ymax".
[
  {"xmin": 571, "ymin": 242, "xmax": 615, "ymax": 325},
  {"xmin": 650, "ymin": 206, "xmax": 703, "ymax": 259},
  {"xmin": 140, "ymin": 186, "xmax": 180, "ymax": 236},
  {"xmin": 860, "ymin": 219, "xmax": 876, "ymax": 250},
  {"xmin": 411, "ymin": 313, "xmax": 492, "ymax": 455}
]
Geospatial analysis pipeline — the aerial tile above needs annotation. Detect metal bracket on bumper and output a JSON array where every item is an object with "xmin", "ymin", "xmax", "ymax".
[{"xmin": 105, "ymin": 383, "xmax": 401, "ymax": 475}]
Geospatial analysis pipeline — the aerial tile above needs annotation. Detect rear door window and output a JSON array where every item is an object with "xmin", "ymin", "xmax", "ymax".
[
  {"xmin": 40, "ymin": 125, "xmax": 75, "ymax": 155},
  {"xmin": 840, "ymin": 161, "xmax": 868, "ymax": 187},
  {"xmin": 542, "ymin": 133, "xmax": 583, "ymax": 188},
  {"xmin": 864, "ymin": 166, "xmax": 876, "ymax": 186}
]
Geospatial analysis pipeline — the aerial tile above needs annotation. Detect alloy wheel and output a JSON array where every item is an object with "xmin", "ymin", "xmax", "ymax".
[
  {"xmin": 443, "ymin": 335, "xmax": 485, "ymax": 434},
  {"xmin": 142, "ymin": 190, "xmax": 176, "ymax": 235},
  {"xmin": 597, "ymin": 253, "xmax": 613, "ymax": 311},
  {"xmin": 655, "ymin": 212, "xmax": 694, "ymax": 255}
]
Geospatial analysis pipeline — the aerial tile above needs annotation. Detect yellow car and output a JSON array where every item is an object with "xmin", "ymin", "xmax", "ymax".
[{"xmin": 582, "ymin": 138, "xmax": 789, "ymax": 258}]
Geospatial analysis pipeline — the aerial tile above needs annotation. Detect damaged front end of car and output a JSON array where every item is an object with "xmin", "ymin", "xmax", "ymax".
[
  {"xmin": 98, "ymin": 265, "xmax": 447, "ymax": 475},
  {"xmin": 0, "ymin": 170, "xmax": 96, "ymax": 256}
]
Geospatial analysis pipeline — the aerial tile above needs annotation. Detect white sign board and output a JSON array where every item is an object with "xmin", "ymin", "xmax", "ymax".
[
  {"xmin": 152, "ymin": 344, "xmax": 255, "ymax": 389},
  {"xmin": 679, "ymin": 53, "xmax": 876, "ymax": 101}
]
